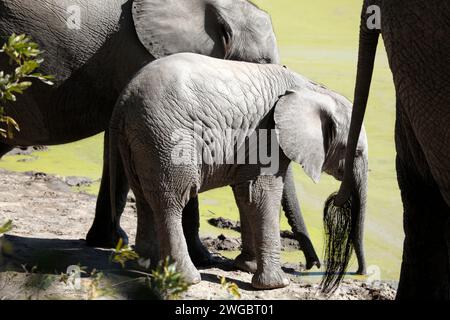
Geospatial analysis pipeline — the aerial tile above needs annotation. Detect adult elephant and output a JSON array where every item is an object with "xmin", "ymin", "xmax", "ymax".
[
  {"xmin": 0, "ymin": 0, "xmax": 322, "ymax": 268},
  {"xmin": 330, "ymin": 0, "xmax": 450, "ymax": 299}
]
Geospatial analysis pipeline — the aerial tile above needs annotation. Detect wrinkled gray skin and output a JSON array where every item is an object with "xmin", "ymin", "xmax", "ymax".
[
  {"xmin": 109, "ymin": 53, "xmax": 369, "ymax": 288},
  {"xmin": 334, "ymin": 0, "xmax": 450, "ymax": 299},
  {"xmin": 0, "ymin": 0, "xmax": 325, "ymax": 267}
]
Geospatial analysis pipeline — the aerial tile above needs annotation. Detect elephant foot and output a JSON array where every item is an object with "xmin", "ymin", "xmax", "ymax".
[
  {"xmin": 86, "ymin": 223, "xmax": 128, "ymax": 249},
  {"xmin": 305, "ymin": 256, "xmax": 321, "ymax": 270},
  {"xmin": 178, "ymin": 261, "xmax": 202, "ymax": 285},
  {"xmin": 234, "ymin": 253, "xmax": 257, "ymax": 273},
  {"xmin": 188, "ymin": 240, "xmax": 214, "ymax": 267},
  {"xmin": 252, "ymin": 267, "xmax": 290, "ymax": 290},
  {"xmin": 356, "ymin": 266, "xmax": 367, "ymax": 275}
]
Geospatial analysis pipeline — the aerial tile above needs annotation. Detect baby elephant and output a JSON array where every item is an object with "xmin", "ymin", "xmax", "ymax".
[{"xmin": 109, "ymin": 53, "xmax": 368, "ymax": 289}]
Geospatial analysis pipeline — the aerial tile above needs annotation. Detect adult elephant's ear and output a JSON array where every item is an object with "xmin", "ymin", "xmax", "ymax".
[
  {"xmin": 274, "ymin": 89, "xmax": 336, "ymax": 183},
  {"xmin": 132, "ymin": 0, "xmax": 233, "ymax": 59}
]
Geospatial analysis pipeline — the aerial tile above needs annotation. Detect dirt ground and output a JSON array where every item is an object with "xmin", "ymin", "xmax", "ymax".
[{"xmin": 0, "ymin": 169, "xmax": 397, "ymax": 300}]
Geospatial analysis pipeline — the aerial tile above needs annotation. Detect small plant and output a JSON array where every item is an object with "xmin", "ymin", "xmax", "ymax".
[
  {"xmin": 111, "ymin": 240, "xmax": 190, "ymax": 299},
  {"xmin": 22, "ymin": 265, "xmax": 55, "ymax": 299},
  {"xmin": 150, "ymin": 257, "xmax": 190, "ymax": 300},
  {"xmin": 110, "ymin": 238, "xmax": 139, "ymax": 268},
  {"xmin": 0, "ymin": 220, "xmax": 13, "ymax": 261},
  {"xmin": 220, "ymin": 276, "xmax": 241, "ymax": 299},
  {"xmin": 0, "ymin": 34, "xmax": 54, "ymax": 138},
  {"xmin": 86, "ymin": 269, "xmax": 116, "ymax": 300},
  {"xmin": 0, "ymin": 220, "xmax": 12, "ymax": 235}
]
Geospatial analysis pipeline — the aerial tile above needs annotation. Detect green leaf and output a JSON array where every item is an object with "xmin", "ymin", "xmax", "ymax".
[
  {"xmin": 3, "ymin": 90, "xmax": 16, "ymax": 101},
  {"xmin": 7, "ymin": 81, "xmax": 33, "ymax": 94},
  {"xmin": 0, "ymin": 33, "xmax": 54, "ymax": 138},
  {"xmin": 0, "ymin": 220, "xmax": 13, "ymax": 235},
  {"xmin": 16, "ymin": 60, "xmax": 40, "ymax": 75},
  {"xmin": 111, "ymin": 238, "xmax": 140, "ymax": 268},
  {"xmin": 30, "ymin": 74, "xmax": 54, "ymax": 85}
]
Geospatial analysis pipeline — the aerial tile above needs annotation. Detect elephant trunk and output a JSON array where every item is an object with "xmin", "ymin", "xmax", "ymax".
[
  {"xmin": 321, "ymin": 3, "xmax": 379, "ymax": 294},
  {"xmin": 282, "ymin": 166, "xmax": 321, "ymax": 270},
  {"xmin": 352, "ymin": 155, "xmax": 368, "ymax": 275}
]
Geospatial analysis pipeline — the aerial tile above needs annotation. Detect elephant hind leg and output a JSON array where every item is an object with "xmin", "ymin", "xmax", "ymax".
[
  {"xmin": 182, "ymin": 197, "xmax": 214, "ymax": 267},
  {"xmin": 134, "ymin": 192, "xmax": 159, "ymax": 268},
  {"xmin": 232, "ymin": 184, "xmax": 257, "ymax": 273},
  {"xmin": 234, "ymin": 176, "xmax": 289, "ymax": 289},
  {"xmin": 144, "ymin": 191, "xmax": 201, "ymax": 285}
]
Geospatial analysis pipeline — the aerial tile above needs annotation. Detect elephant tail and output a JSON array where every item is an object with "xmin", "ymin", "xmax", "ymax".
[{"xmin": 109, "ymin": 109, "xmax": 122, "ymax": 229}]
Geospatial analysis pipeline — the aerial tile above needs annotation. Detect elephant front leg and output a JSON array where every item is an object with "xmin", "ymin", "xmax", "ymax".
[
  {"xmin": 395, "ymin": 113, "xmax": 450, "ymax": 299},
  {"xmin": 235, "ymin": 177, "xmax": 289, "ymax": 289},
  {"xmin": 396, "ymin": 156, "xmax": 450, "ymax": 299},
  {"xmin": 86, "ymin": 131, "xmax": 129, "ymax": 248},
  {"xmin": 182, "ymin": 197, "xmax": 214, "ymax": 267}
]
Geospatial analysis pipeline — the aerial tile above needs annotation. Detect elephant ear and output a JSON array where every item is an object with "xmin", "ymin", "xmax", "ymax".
[
  {"xmin": 274, "ymin": 89, "xmax": 336, "ymax": 183},
  {"xmin": 132, "ymin": 0, "xmax": 232, "ymax": 59}
]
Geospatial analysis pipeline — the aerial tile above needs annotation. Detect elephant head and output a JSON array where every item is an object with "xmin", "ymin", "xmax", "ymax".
[
  {"xmin": 132, "ymin": 0, "xmax": 279, "ymax": 63},
  {"xmin": 273, "ymin": 85, "xmax": 369, "ymax": 291}
]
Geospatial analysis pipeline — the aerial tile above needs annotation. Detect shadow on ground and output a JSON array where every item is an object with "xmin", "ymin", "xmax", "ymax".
[{"xmin": 1, "ymin": 235, "xmax": 118, "ymax": 274}]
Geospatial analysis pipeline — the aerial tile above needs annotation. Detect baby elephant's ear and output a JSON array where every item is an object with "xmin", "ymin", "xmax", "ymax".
[{"xmin": 274, "ymin": 89, "xmax": 335, "ymax": 183}]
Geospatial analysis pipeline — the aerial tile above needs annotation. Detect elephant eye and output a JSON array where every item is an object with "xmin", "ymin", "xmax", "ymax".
[{"xmin": 355, "ymin": 149, "xmax": 363, "ymax": 157}]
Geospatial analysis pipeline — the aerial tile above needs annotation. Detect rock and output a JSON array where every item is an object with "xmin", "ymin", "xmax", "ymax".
[
  {"xmin": 25, "ymin": 171, "xmax": 48, "ymax": 180},
  {"xmin": 208, "ymin": 217, "xmax": 300, "ymax": 250},
  {"xmin": 6, "ymin": 146, "xmax": 48, "ymax": 156},
  {"xmin": 17, "ymin": 156, "xmax": 38, "ymax": 163},
  {"xmin": 281, "ymin": 237, "xmax": 300, "ymax": 251},
  {"xmin": 202, "ymin": 234, "xmax": 242, "ymax": 251},
  {"xmin": 208, "ymin": 217, "xmax": 241, "ymax": 232},
  {"xmin": 65, "ymin": 176, "xmax": 93, "ymax": 187}
]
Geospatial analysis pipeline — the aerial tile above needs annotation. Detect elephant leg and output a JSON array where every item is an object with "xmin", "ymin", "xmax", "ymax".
[
  {"xmin": 182, "ymin": 197, "xmax": 213, "ymax": 267},
  {"xmin": 281, "ymin": 165, "xmax": 320, "ymax": 270},
  {"xmin": 86, "ymin": 131, "xmax": 129, "ymax": 248},
  {"xmin": 232, "ymin": 185, "xmax": 257, "ymax": 273},
  {"xmin": 395, "ymin": 109, "xmax": 450, "ymax": 299},
  {"xmin": 146, "ymin": 192, "xmax": 201, "ymax": 284},
  {"xmin": 134, "ymin": 193, "xmax": 159, "ymax": 267},
  {"xmin": 396, "ymin": 156, "xmax": 450, "ymax": 299},
  {"xmin": 234, "ymin": 176, "xmax": 289, "ymax": 289},
  {"xmin": 0, "ymin": 143, "xmax": 13, "ymax": 158}
]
